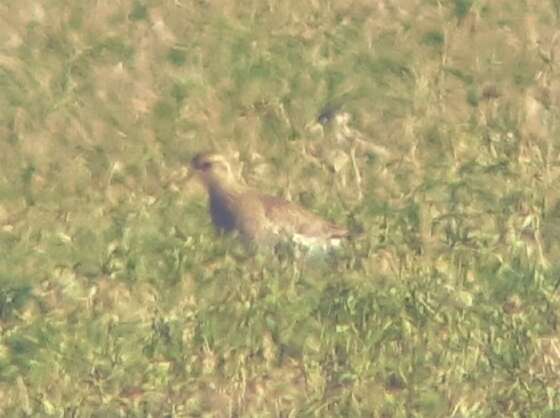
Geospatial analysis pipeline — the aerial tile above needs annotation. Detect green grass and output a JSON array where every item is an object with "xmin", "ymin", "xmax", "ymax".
[{"xmin": 1, "ymin": 0, "xmax": 560, "ymax": 416}]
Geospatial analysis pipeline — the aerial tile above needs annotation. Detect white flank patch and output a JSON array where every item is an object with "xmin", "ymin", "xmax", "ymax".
[{"xmin": 292, "ymin": 233, "xmax": 342, "ymax": 251}]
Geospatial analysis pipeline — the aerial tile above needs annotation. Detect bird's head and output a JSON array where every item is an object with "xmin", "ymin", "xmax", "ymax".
[{"xmin": 190, "ymin": 152, "xmax": 236, "ymax": 190}]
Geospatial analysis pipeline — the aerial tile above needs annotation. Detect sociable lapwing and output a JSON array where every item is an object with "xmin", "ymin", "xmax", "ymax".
[{"xmin": 190, "ymin": 152, "xmax": 349, "ymax": 249}]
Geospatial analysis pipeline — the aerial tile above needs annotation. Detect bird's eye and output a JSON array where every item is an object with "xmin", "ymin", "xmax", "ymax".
[{"xmin": 200, "ymin": 161, "xmax": 212, "ymax": 170}]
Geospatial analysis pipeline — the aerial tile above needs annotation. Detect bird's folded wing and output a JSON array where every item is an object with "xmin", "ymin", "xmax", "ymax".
[{"xmin": 259, "ymin": 194, "xmax": 348, "ymax": 239}]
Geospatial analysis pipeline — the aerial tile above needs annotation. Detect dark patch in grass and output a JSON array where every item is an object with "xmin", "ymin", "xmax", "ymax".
[
  {"xmin": 171, "ymin": 81, "xmax": 188, "ymax": 104},
  {"xmin": 454, "ymin": 0, "xmax": 473, "ymax": 20},
  {"xmin": 422, "ymin": 31, "xmax": 445, "ymax": 49},
  {"xmin": 153, "ymin": 99, "xmax": 176, "ymax": 121},
  {"xmin": 467, "ymin": 85, "xmax": 480, "ymax": 107},
  {"xmin": 318, "ymin": 103, "xmax": 342, "ymax": 125},
  {"xmin": 0, "ymin": 67, "xmax": 26, "ymax": 107},
  {"xmin": 167, "ymin": 47, "xmax": 187, "ymax": 66},
  {"xmin": 553, "ymin": 0, "xmax": 560, "ymax": 19},
  {"xmin": 129, "ymin": 1, "xmax": 148, "ymax": 21},
  {"xmin": 0, "ymin": 286, "xmax": 32, "ymax": 321},
  {"xmin": 21, "ymin": 163, "xmax": 36, "ymax": 206},
  {"xmin": 482, "ymin": 84, "xmax": 500, "ymax": 100}
]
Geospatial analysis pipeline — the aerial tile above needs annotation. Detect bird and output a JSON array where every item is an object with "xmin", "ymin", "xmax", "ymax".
[{"xmin": 189, "ymin": 152, "xmax": 350, "ymax": 250}]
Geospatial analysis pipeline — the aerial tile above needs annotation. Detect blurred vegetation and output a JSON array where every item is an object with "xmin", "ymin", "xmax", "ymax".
[{"xmin": 1, "ymin": 0, "xmax": 560, "ymax": 416}]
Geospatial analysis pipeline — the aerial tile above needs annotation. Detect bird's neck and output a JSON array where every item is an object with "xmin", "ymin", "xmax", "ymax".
[{"xmin": 205, "ymin": 175, "xmax": 244, "ymax": 200}]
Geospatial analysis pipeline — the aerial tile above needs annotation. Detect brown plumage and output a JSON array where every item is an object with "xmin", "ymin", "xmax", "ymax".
[{"xmin": 190, "ymin": 152, "xmax": 349, "ymax": 248}]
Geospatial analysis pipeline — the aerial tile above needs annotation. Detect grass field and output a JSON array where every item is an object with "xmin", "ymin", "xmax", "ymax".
[{"xmin": 1, "ymin": 0, "xmax": 560, "ymax": 416}]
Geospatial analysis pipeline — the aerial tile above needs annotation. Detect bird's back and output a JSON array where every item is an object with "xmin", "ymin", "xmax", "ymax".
[{"xmin": 257, "ymin": 193, "xmax": 349, "ymax": 242}]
